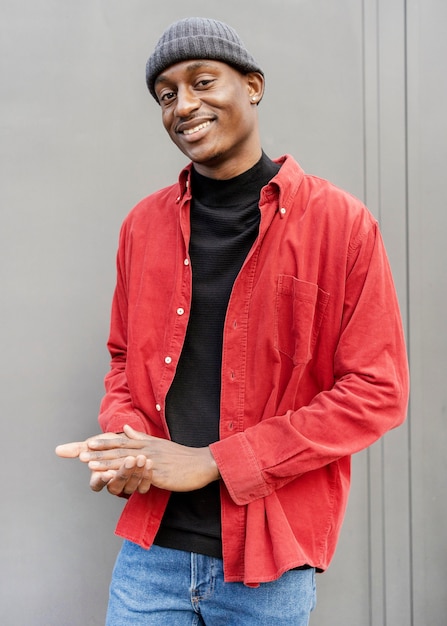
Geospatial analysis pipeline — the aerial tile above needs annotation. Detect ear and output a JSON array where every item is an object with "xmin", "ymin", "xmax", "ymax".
[{"xmin": 246, "ymin": 72, "xmax": 265, "ymax": 105}]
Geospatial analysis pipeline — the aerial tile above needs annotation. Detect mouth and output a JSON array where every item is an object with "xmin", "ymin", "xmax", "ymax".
[{"xmin": 178, "ymin": 120, "xmax": 212, "ymax": 136}]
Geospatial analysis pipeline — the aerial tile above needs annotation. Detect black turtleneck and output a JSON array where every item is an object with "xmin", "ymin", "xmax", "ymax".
[{"xmin": 154, "ymin": 153, "xmax": 280, "ymax": 558}]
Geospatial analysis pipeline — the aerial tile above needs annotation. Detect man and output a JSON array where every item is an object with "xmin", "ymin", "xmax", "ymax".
[{"xmin": 56, "ymin": 17, "xmax": 409, "ymax": 625}]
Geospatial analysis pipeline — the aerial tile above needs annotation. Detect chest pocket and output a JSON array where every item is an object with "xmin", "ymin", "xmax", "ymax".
[{"xmin": 275, "ymin": 275, "xmax": 330, "ymax": 364}]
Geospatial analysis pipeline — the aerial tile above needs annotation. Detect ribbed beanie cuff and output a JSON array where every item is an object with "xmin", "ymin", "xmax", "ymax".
[{"xmin": 146, "ymin": 17, "xmax": 263, "ymax": 101}]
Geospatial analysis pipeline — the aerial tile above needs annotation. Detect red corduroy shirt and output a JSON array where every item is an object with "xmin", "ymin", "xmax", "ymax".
[{"xmin": 98, "ymin": 155, "xmax": 409, "ymax": 585}]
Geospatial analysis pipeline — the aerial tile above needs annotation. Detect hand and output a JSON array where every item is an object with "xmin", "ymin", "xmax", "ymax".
[
  {"xmin": 55, "ymin": 432, "xmax": 152, "ymax": 496},
  {"xmin": 89, "ymin": 454, "xmax": 153, "ymax": 496},
  {"xmin": 78, "ymin": 425, "xmax": 220, "ymax": 493}
]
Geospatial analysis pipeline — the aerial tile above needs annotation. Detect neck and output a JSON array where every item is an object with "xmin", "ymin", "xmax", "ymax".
[{"xmin": 192, "ymin": 145, "xmax": 263, "ymax": 180}]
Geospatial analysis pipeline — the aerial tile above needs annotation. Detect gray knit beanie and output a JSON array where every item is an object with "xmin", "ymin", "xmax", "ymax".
[{"xmin": 146, "ymin": 17, "xmax": 264, "ymax": 101}]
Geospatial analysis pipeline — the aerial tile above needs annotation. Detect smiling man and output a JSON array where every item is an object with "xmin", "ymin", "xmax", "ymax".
[
  {"xmin": 155, "ymin": 59, "xmax": 263, "ymax": 178},
  {"xmin": 56, "ymin": 17, "xmax": 409, "ymax": 625}
]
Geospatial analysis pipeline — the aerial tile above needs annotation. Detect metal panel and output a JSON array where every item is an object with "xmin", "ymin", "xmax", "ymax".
[
  {"xmin": 375, "ymin": 1, "xmax": 412, "ymax": 625},
  {"xmin": 407, "ymin": 1, "xmax": 447, "ymax": 624}
]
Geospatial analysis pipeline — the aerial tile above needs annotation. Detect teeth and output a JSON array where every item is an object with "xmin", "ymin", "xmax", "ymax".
[{"xmin": 182, "ymin": 121, "xmax": 211, "ymax": 136}]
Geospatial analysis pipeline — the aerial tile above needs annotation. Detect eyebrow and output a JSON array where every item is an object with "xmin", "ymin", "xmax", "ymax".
[{"xmin": 155, "ymin": 61, "xmax": 220, "ymax": 86}]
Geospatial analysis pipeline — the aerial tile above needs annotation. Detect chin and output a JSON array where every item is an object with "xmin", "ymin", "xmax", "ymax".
[
  {"xmin": 188, "ymin": 148, "xmax": 226, "ymax": 167},
  {"xmin": 173, "ymin": 138, "xmax": 225, "ymax": 165}
]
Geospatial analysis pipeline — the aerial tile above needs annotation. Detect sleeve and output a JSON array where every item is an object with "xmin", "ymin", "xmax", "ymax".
[
  {"xmin": 97, "ymin": 222, "xmax": 148, "ymax": 435},
  {"xmin": 210, "ymin": 221, "xmax": 410, "ymax": 505}
]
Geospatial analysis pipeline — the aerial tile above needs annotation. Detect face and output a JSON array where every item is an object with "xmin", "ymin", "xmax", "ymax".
[{"xmin": 154, "ymin": 60, "xmax": 264, "ymax": 179}]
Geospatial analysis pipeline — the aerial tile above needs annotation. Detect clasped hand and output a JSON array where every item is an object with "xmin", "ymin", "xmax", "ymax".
[{"xmin": 55, "ymin": 424, "xmax": 220, "ymax": 496}]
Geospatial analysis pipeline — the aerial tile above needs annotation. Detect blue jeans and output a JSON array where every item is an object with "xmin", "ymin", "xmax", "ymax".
[{"xmin": 106, "ymin": 541, "xmax": 316, "ymax": 625}]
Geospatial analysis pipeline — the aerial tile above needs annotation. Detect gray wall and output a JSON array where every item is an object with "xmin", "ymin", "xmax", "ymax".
[{"xmin": 1, "ymin": 1, "xmax": 446, "ymax": 624}]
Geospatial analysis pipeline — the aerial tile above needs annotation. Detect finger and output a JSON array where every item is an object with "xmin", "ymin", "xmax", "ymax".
[
  {"xmin": 87, "ymin": 433, "xmax": 144, "ymax": 452},
  {"xmin": 86, "ymin": 433, "xmax": 127, "ymax": 450},
  {"xmin": 137, "ymin": 459, "xmax": 153, "ymax": 494},
  {"xmin": 106, "ymin": 457, "xmax": 139, "ymax": 496},
  {"xmin": 87, "ymin": 459, "xmax": 123, "ymax": 471},
  {"xmin": 121, "ymin": 455, "xmax": 148, "ymax": 495},
  {"xmin": 80, "ymin": 447, "xmax": 136, "ymax": 463},
  {"xmin": 55, "ymin": 441, "xmax": 89, "ymax": 458},
  {"xmin": 80, "ymin": 434, "xmax": 148, "ymax": 462},
  {"xmin": 79, "ymin": 448, "xmax": 143, "ymax": 469},
  {"xmin": 90, "ymin": 470, "xmax": 116, "ymax": 492},
  {"xmin": 122, "ymin": 424, "xmax": 150, "ymax": 441}
]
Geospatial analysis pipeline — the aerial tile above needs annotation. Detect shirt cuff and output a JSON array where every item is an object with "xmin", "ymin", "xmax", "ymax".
[{"xmin": 210, "ymin": 433, "xmax": 273, "ymax": 505}]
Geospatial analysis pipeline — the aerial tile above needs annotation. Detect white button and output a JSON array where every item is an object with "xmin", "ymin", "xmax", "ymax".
[
  {"xmin": 280, "ymin": 207, "xmax": 286, "ymax": 215},
  {"xmin": 155, "ymin": 404, "xmax": 161, "ymax": 412},
  {"xmin": 164, "ymin": 356, "xmax": 172, "ymax": 364},
  {"xmin": 177, "ymin": 308, "xmax": 185, "ymax": 315},
  {"xmin": 184, "ymin": 258, "xmax": 190, "ymax": 266}
]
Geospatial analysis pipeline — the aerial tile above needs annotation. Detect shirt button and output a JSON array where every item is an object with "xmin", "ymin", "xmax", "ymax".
[
  {"xmin": 155, "ymin": 404, "xmax": 161, "ymax": 412},
  {"xmin": 280, "ymin": 207, "xmax": 286, "ymax": 216},
  {"xmin": 177, "ymin": 307, "xmax": 185, "ymax": 315},
  {"xmin": 164, "ymin": 356, "xmax": 172, "ymax": 364},
  {"xmin": 184, "ymin": 258, "xmax": 190, "ymax": 266}
]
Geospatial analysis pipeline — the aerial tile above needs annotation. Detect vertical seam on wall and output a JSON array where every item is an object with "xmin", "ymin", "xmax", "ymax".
[
  {"xmin": 403, "ymin": 1, "xmax": 414, "ymax": 624},
  {"xmin": 376, "ymin": 3, "xmax": 387, "ymax": 624},
  {"xmin": 361, "ymin": 0, "xmax": 372, "ymax": 618},
  {"xmin": 376, "ymin": 0, "xmax": 383, "ymax": 228},
  {"xmin": 363, "ymin": 0, "xmax": 377, "ymax": 624},
  {"xmin": 362, "ymin": 0, "xmax": 368, "ymax": 212}
]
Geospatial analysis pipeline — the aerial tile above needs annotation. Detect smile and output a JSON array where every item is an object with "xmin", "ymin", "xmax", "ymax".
[{"xmin": 181, "ymin": 121, "xmax": 212, "ymax": 136}]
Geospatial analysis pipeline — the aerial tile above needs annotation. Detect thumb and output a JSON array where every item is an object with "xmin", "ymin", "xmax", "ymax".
[{"xmin": 122, "ymin": 424, "xmax": 147, "ymax": 440}]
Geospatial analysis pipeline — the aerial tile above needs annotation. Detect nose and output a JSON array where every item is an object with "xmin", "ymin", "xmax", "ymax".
[{"xmin": 175, "ymin": 86, "xmax": 200, "ymax": 117}]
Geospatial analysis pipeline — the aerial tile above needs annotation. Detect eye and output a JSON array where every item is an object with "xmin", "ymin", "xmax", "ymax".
[
  {"xmin": 195, "ymin": 78, "xmax": 215, "ymax": 89},
  {"xmin": 159, "ymin": 90, "xmax": 176, "ymax": 104}
]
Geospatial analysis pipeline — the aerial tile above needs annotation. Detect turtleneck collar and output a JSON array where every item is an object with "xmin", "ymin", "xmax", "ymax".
[{"xmin": 190, "ymin": 152, "xmax": 281, "ymax": 208}]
